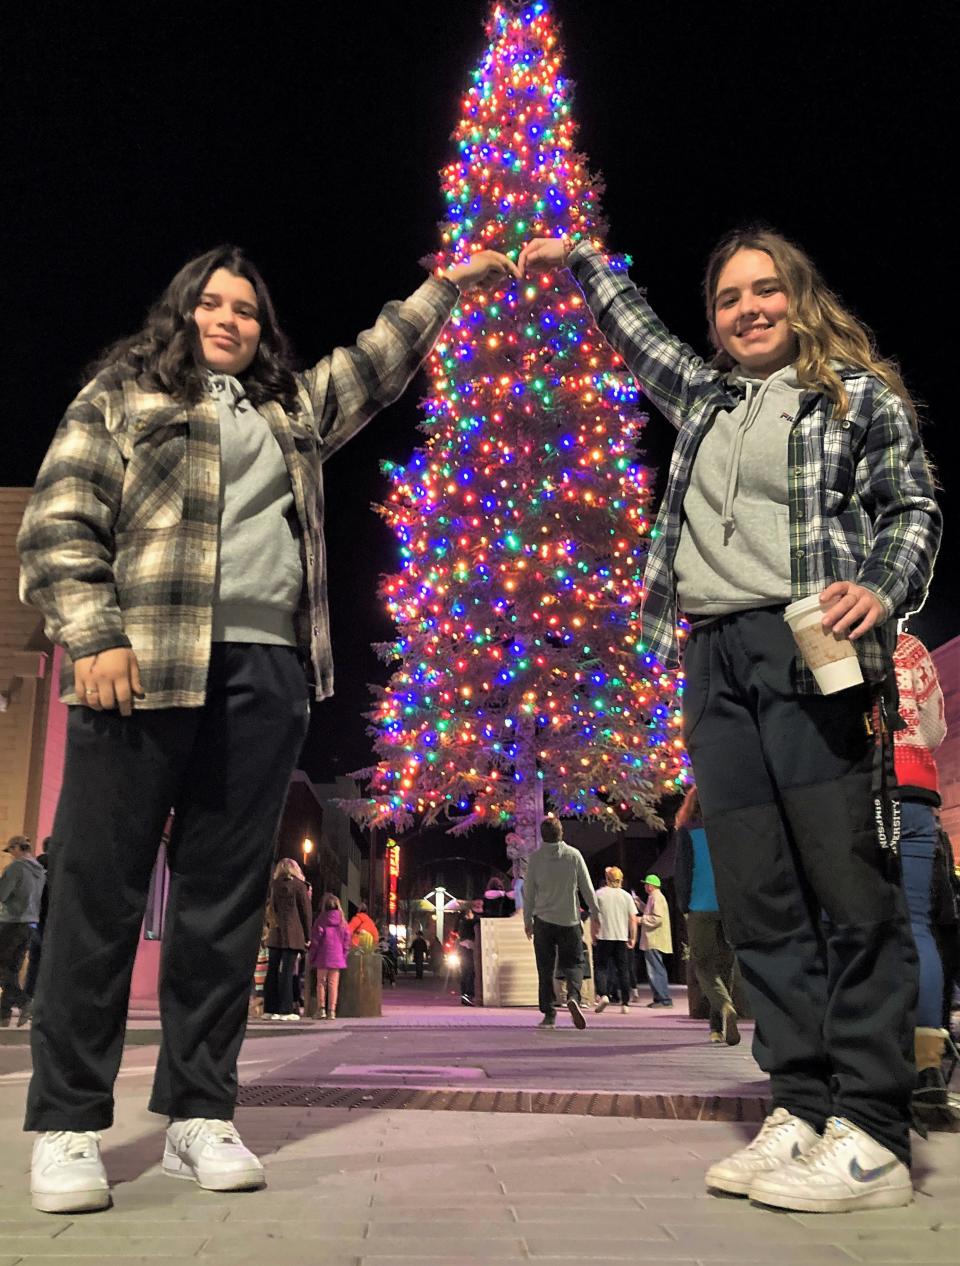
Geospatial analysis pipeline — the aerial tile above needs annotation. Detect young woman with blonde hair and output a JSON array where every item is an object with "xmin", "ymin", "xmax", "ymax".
[{"xmin": 521, "ymin": 226, "xmax": 940, "ymax": 1213}]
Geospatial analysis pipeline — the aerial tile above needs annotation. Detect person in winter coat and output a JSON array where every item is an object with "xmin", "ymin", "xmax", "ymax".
[
  {"xmin": 263, "ymin": 858, "xmax": 311, "ymax": 1020},
  {"xmin": 15, "ymin": 236, "xmax": 517, "ymax": 1213},
  {"xmin": 639, "ymin": 875, "xmax": 673, "ymax": 1007},
  {"xmin": 308, "ymin": 894, "xmax": 352, "ymax": 1019},
  {"xmin": 0, "ymin": 838, "xmax": 47, "ymax": 1026},
  {"xmin": 347, "ymin": 902, "xmax": 379, "ymax": 947},
  {"xmin": 891, "ymin": 632, "xmax": 950, "ymax": 1119},
  {"xmin": 519, "ymin": 227, "xmax": 939, "ymax": 1213},
  {"xmin": 673, "ymin": 788, "xmax": 740, "ymax": 1045}
]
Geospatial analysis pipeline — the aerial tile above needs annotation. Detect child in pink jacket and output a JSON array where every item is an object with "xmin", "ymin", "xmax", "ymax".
[{"xmin": 308, "ymin": 894, "xmax": 352, "ymax": 1019}]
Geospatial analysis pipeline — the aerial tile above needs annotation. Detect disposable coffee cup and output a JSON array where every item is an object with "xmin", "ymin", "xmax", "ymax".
[{"xmin": 783, "ymin": 594, "xmax": 864, "ymax": 694}]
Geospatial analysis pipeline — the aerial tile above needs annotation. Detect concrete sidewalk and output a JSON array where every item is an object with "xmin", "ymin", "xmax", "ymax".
[{"xmin": 1, "ymin": 981, "xmax": 958, "ymax": 1263}]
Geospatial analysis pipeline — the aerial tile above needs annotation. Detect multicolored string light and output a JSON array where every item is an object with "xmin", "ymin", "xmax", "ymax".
[{"xmin": 355, "ymin": 1, "xmax": 688, "ymax": 833}]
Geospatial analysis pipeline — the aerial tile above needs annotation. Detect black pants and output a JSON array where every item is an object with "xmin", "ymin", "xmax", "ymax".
[
  {"xmin": 684, "ymin": 609, "xmax": 916, "ymax": 1164},
  {"xmin": 0, "ymin": 923, "xmax": 32, "ymax": 1016},
  {"xmin": 264, "ymin": 947, "xmax": 300, "ymax": 1016},
  {"xmin": 533, "ymin": 918, "xmax": 583, "ymax": 1017},
  {"xmin": 685, "ymin": 911, "xmax": 738, "ymax": 1030},
  {"xmin": 459, "ymin": 945, "xmax": 475, "ymax": 998},
  {"xmin": 594, "ymin": 940, "xmax": 631, "ymax": 1004},
  {"xmin": 25, "ymin": 644, "xmax": 309, "ymax": 1131}
]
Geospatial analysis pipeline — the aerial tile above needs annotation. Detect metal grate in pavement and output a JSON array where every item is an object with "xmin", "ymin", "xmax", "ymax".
[{"xmin": 237, "ymin": 1083, "xmax": 770, "ymax": 1121}]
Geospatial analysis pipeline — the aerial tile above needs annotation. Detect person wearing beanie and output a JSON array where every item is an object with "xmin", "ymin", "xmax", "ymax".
[
  {"xmin": 892, "ymin": 632, "xmax": 951, "ymax": 1120},
  {"xmin": 639, "ymin": 874, "xmax": 673, "ymax": 1007}
]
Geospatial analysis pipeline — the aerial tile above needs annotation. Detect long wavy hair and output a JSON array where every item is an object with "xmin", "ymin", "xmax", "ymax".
[
  {"xmin": 703, "ymin": 227, "xmax": 917, "ymax": 425},
  {"xmin": 87, "ymin": 245, "xmax": 301, "ymax": 414},
  {"xmin": 274, "ymin": 857, "xmax": 305, "ymax": 882}
]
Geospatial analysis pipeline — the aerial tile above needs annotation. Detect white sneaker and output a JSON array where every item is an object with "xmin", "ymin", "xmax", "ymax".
[
  {"xmin": 31, "ymin": 1131, "xmax": 110, "ymax": 1213},
  {"xmin": 705, "ymin": 1108, "xmax": 820, "ymax": 1196},
  {"xmin": 620, "ymin": 1004, "xmax": 630, "ymax": 1014},
  {"xmin": 749, "ymin": 1116, "xmax": 913, "ymax": 1213},
  {"xmin": 594, "ymin": 995, "xmax": 609, "ymax": 1014},
  {"xmin": 281, "ymin": 1013, "xmax": 300, "ymax": 1022},
  {"xmin": 163, "ymin": 1119, "xmax": 265, "ymax": 1191}
]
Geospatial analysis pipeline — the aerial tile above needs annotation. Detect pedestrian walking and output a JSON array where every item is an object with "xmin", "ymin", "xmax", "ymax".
[
  {"xmin": 674, "ymin": 788, "xmax": 740, "ymax": 1045},
  {"xmin": 263, "ymin": 859, "xmax": 311, "ymax": 1021},
  {"xmin": 308, "ymin": 894, "xmax": 352, "ymax": 1019},
  {"xmin": 639, "ymin": 875, "xmax": 673, "ymax": 1007},
  {"xmin": 523, "ymin": 817, "xmax": 599, "ymax": 1030},
  {"xmin": 520, "ymin": 224, "xmax": 939, "ymax": 1212},
  {"xmin": 410, "ymin": 932, "xmax": 428, "ymax": 979},
  {"xmin": 17, "ymin": 235, "xmax": 517, "ymax": 1214},
  {"xmin": 456, "ymin": 903, "xmax": 479, "ymax": 1005},
  {"xmin": 0, "ymin": 838, "xmax": 46, "ymax": 1028},
  {"xmin": 592, "ymin": 867, "xmax": 638, "ymax": 1014}
]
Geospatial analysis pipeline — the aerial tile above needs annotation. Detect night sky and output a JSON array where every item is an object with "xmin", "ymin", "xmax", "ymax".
[{"xmin": 6, "ymin": 1, "xmax": 955, "ymax": 786}]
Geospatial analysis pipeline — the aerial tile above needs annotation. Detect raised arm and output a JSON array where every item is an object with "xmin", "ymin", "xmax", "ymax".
[
  {"xmin": 299, "ymin": 251, "xmax": 519, "ymax": 461},
  {"xmin": 519, "ymin": 236, "xmax": 718, "ymax": 429}
]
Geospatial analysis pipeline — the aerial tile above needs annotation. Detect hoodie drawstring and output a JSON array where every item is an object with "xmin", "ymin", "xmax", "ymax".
[{"xmin": 719, "ymin": 375, "xmax": 780, "ymax": 532}]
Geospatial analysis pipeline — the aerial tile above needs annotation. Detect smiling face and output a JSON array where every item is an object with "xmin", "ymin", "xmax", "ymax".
[
  {"xmin": 193, "ymin": 267, "xmax": 262, "ymax": 375},
  {"xmin": 712, "ymin": 248, "xmax": 797, "ymax": 377}
]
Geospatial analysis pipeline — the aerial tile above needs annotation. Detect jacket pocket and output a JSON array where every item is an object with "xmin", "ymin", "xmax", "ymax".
[
  {"xmin": 115, "ymin": 423, "xmax": 187, "ymax": 532},
  {"xmin": 821, "ymin": 415, "xmax": 866, "ymax": 515}
]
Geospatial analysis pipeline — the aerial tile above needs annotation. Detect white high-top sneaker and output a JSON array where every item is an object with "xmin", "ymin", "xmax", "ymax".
[
  {"xmin": 749, "ymin": 1116, "xmax": 913, "ymax": 1212},
  {"xmin": 705, "ymin": 1108, "xmax": 820, "ymax": 1196},
  {"xmin": 31, "ymin": 1131, "xmax": 111, "ymax": 1213},
  {"xmin": 163, "ymin": 1119, "xmax": 265, "ymax": 1191}
]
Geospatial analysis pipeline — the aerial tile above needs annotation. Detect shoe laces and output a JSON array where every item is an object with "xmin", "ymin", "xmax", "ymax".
[
  {"xmin": 177, "ymin": 1118, "xmax": 242, "ymax": 1149},
  {"xmin": 790, "ymin": 1116, "xmax": 848, "ymax": 1170},
  {"xmin": 46, "ymin": 1131, "xmax": 101, "ymax": 1163},
  {"xmin": 747, "ymin": 1107, "xmax": 804, "ymax": 1153}
]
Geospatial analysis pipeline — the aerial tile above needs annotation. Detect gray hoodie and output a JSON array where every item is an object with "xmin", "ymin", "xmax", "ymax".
[
  {"xmin": 523, "ymin": 839, "xmax": 600, "ymax": 931},
  {"xmin": 674, "ymin": 362, "xmax": 801, "ymax": 615},
  {"xmin": 0, "ymin": 855, "xmax": 46, "ymax": 924}
]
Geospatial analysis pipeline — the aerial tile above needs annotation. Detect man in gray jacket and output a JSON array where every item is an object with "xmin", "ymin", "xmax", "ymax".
[
  {"xmin": 0, "ymin": 837, "xmax": 46, "ymax": 1026},
  {"xmin": 524, "ymin": 818, "xmax": 600, "ymax": 1029}
]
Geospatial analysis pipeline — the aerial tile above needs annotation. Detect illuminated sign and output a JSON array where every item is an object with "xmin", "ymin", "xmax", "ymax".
[{"xmin": 385, "ymin": 839, "xmax": 400, "ymax": 918}]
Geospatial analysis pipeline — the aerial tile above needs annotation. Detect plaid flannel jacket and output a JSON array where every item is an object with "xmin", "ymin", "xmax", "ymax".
[
  {"xmin": 18, "ymin": 275, "xmax": 459, "ymax": 708},
  {"xmin": 568, "ymin": 243, "xmax": 941, "ymax": 691}
]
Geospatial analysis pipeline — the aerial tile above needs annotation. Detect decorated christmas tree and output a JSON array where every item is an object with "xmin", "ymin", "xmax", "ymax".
[{"xmin": 353, "ymin": 0, "xmax": 688, "ymax": 853}]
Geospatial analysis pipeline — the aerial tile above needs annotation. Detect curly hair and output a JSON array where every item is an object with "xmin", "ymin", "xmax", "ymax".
[
  {"xmin": 703, "ymin": 226, "xmax": 918, "ymax": 426},
  {"xmin": 87, "ymin": 245, "xmax": 301, "ymax": 414}
]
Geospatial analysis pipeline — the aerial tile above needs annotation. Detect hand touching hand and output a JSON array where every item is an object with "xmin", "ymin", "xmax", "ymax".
[
  {"xmin": 74, "ymin": 647, "xmax": 145, "ymax": 717},
  {"xmin": 444, "ymin": 250, "xmax": 521, "ymax": 291},
  {"xmin": 818, "ymin": 582, "xmax": 886, "ymax": 641},
  {"xmin": 518, "ymin": 236, "xmax": 571, "ymax": 275}
]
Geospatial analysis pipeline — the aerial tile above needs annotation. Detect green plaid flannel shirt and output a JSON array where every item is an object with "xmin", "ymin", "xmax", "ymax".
[
  {"xmin": 568, "ymin": 243, "xmax": 941, "ymax": 691},
  {"xmin": 18, "ymin": 275, "xmax": 459, "ymax": 708}
]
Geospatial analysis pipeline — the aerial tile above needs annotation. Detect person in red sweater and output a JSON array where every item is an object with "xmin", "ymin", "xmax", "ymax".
[{"xmin": 892, "ymin": 632, "xmax": 951, "ymax": 1117}]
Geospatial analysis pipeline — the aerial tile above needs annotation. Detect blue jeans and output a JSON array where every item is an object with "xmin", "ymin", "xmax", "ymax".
[
  {"xmin": 899, "ymin": 800, "xmax": 943, "ymax": 1028},
  {"xmin": 643, "ymin": 948, "xmax": 671, "ymax": 1003}
]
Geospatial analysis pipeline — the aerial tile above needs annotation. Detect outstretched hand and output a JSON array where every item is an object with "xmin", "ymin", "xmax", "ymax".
[
  {"xmin": 518, "ymin": 236, "xmax": 570, "ymax": 275},
  {"xmin": 444, "ymin": 250, "xmax": 520, "ymax": 292}
]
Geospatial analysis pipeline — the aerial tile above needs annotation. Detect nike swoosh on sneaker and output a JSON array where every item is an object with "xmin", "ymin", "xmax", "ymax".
[
  {"xmin": 849, "ymin": 1158, "xmax": 899, "ymax": 1183},
  {"xmin": 790, "ymin": 1142, "xmax": 802, "ymax": 1159}
]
